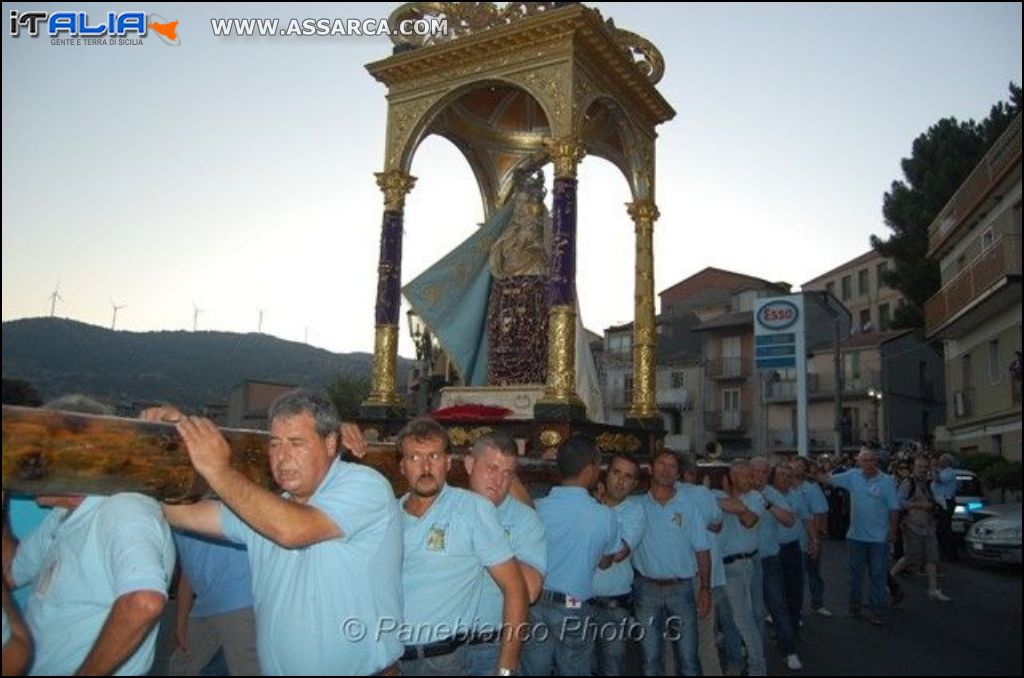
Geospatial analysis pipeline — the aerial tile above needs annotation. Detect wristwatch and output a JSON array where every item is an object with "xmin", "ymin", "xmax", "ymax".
[
  {"xmin": 497, "ymin": 668, "xmax": 516, "ymax": 676},
  {"xmin": 764, "ymin": 501, "xmax": 774, "ymax": 510}
]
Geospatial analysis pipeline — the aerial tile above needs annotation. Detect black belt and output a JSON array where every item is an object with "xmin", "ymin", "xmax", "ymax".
[
  {"xmin": 539, "ymin": 589, "xmax": 593, "ymax": 607},
  {"xmin": 722, "ymin": 549, "xmax": 758, "ymax": 565},
  {"xmin": 636, "ymin": 573, "xmax": 687, "ymax": 587},
  {"xmin": 591, "ymin": 593, "xmax": 633, "ymax": 610},
  {"xmin": 468, "ymin": 630, "xmax": 499, "ymax": 645},
  {"xmin": 401, "ymin": 635, "xmax": 468, "ymax": 661}
]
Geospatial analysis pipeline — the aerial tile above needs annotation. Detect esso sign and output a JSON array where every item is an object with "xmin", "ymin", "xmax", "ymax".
[{"xmin": 757, "ymin": 300, "xmax": 799, "ymax": 330}]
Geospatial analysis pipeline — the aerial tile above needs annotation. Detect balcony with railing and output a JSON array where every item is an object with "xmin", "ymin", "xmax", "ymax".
[
  {"xmin": 704, "ymin": 410, "xmax": 750, "ymax": 433},
  {"xmin": 928, "ymin": 113, "xmax": 1021, "ymax": 255},
  {"xmin": 764, "ymin": 371, "xmax": 880, "ymax": 400},
  {"xmin": 707, "ymin": 357, "xmax": 750, "ymax": 381},
  {"xmin": 925, "ymin": 235, "xmax": 1022, "ymax": 339}
]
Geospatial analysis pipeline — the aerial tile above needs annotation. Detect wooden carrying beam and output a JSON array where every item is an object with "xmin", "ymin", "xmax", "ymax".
[{"xmin": 1, "ymin": 406, "xmax": 562, "ymax": 500}]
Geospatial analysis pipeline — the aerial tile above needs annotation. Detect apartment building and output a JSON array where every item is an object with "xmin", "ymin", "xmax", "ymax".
[{"xmin": 925, "ymin": 114, "xmax": 1022, "ymax": 460}]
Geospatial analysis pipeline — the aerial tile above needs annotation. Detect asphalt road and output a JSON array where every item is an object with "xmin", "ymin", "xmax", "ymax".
[{"xmin": 762, "ymin": 537, "xmax": 1022, "ymax": 676}]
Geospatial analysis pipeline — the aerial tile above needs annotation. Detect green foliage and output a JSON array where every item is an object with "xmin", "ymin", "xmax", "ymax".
[
  {"xmin": 1, "ymin": 317, "xmax": 407, "ymax": 411},
  {"xmin": 326, "ymin": 374, "xmax": 371, "ymax": 419},
  {"xmin": 980, "ymin": 460, "xmax": 1023, "ymax": 502},
  {"xmin": 872, "ymin": 83, "xmax": 1021, "ymax": 329},
  {"xmin": 957, "ymin": 451, "xmax": 1004, "ymax": 475}
]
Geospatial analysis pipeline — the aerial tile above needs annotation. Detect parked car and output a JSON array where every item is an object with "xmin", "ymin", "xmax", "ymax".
[
  {"xmin": 951, "ymin": 469, "xmax": 985, "ymax": 535},
  {"xmin": 965, "ymin": 503, "xmax": 1022, "ymax": 564}
]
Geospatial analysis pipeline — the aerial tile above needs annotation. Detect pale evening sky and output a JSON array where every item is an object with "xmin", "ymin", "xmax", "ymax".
[{"xmin": 2, "ymin": 2, "xmax": 1021, "ymax": 358}]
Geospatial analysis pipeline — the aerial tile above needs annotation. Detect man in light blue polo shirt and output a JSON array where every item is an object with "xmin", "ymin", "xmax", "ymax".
[
  {"xmin": 2, "ymin": 394, "xmax": 175, "ymax": 676},
  {"xmin": 398, "ymin": 418, "xmax": 527, "ymax": 677},
  {"xmin": 522, "ymin": 435, "xmax": 619, "ymax": 677},
  {"xmin": 157, "ymin": 390, "xmax": 404, "ymax": 676},
  {"xmin": 790, "ymin": 457, "xmax": 831, "ymax": 617},
  {"xmin": 462, "ymin": 432, "xmax": 546, "ymax": 676},
  {"xmin": 717, "ymin": 461, "xmax": 766, "ymax": 676},
  {"xmin": 6, "ymin": 493, "xmax": 175, "ymax": 675},
  {"xmin": 170, "ymin": 532, "xmax": 260, "ymax": 676},
  {"xmin": 818, "ymin": 447, "xmax": 899, "ymax": 625},
  {"xmin": 593, "ymin": 452, "xmax": 645, "ymax": 676},
  {"xmin": 633, "ymin": 449, "xmax": 711, "ymax": 677},
  {"xmin": 678, "ymin": 462, "xmax": 725, "ymax": 676}
]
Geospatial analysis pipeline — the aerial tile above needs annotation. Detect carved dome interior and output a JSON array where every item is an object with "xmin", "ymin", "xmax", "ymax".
[{"xmin": 421, "ymin": 83, "xmax": 634, "ymax": 215}]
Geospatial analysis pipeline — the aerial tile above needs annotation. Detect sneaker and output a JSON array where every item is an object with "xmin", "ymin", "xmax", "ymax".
[
  {"xmin": 815, "ymin": 606, "xmax": 833, "ymax": 617},
  {"xmin": 785, "ymin": 654, "xmax": 803, "ymax": 671},
  {"xmin": 864, "ymin": 611, "xmax": 885, "ymax": 626},
  {"xmin": 928, "ymin": 589, "xmax": 952, "ymax": 602}
]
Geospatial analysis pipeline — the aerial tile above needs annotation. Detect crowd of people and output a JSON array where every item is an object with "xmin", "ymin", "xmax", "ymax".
[{"xmin": 3, "ymin": 390, "xmax": 960, "ymax": 676}]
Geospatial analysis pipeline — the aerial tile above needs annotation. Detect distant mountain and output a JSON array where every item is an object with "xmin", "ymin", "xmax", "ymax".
[{"xmin": 1, "ymin": 317, "xmax": 410, "ymax": 410}]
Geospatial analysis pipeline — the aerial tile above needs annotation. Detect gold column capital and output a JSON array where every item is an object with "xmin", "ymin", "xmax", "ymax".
[
  {"xmin": 627, "ymin": 200, "xmax": 660, "ymax": 227},
  {"xmin": 375, "ymin": 170, "xmax": 417, "ymax": 212},
  {"xmin": 544, "ymin": 137, "xmax": 586, "ymax": 179}
]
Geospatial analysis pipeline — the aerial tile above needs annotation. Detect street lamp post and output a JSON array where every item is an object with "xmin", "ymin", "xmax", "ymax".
[{"xmin": 867, "ymin": 387, "xmax": 883, "ymax": 446}]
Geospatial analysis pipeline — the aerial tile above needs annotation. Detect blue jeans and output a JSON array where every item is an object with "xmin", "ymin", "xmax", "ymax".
[
  {"xmin": 714, "ymin": 586, "xmax": 743, "ymax": 671},
  {"xmin": 400, "ymin": 644, "xmax": 470, "ymax": 676},
  {"xmin": 465, "ymin": 641, "xmax": 500, "ymax": 677},
  {"xmin": 847, "ymin": 539, "xmax": 889, "ymax": 611},
  {"xmin": 520, "ymin": 599, "xmax": 594, "ymax": 676},
  {"xmin": 778, "ymin": 541, "xmax": 805, "ymax": 630},
  {"xmin": 633, "ymin": 578, "xmax": 700, "ymax": 676},
  {"xmin": 591, "ymin": 603, "xmax": 631, "ymax": 676},
  {"xmin": 723, "ymin": 558, "xmax": 766, "ymax": 676},
  {"xmin": 760, "ymin": 555, "xmax": 797, "ymax": 655},
  {"xmin": 804, "ymin": 548, "xmax": 825, "ymax": 609}
]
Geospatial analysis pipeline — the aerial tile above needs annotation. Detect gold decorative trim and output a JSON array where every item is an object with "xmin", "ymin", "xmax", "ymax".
[
  {"xmin": 388, "ymin": 2, "xmax": 561, "ymax": 50},
  {"xmin": 539, "ymin": 429, "xmax": 563, "ymax": 448},
  {"xmin": 387, "ymin": 3, "xmax": 664, "ymax": 86},
  {"xmin": 544, "ymin": 137, "xmax": 586, "ymax": 179},
  {"xmin": 628, "ymin": 200, "xmax": 658, "ymax": 420},
  {"xmin": 375, "ymin": 170, "xmax": 418, "ymax": 212},
  {"xmin": 449, "ymin": 426, "xmax": 494, "ymax": 447},
  {"xmin": 364, "ymin": 325, "xmax": 403, "ymax": 407},
  {"xmin": 596, "ymin": 432, "xmax": 641, "ymax": 453},
  {"xmin": 540, "ymin": 305, "xmax": 584, "ymax": 406}
]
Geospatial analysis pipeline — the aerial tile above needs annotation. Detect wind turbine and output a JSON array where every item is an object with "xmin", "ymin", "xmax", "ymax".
[
  {"xmin": 110, "ymin": 300, "xmax": 126, "ymax": 330},
  {"xmin": 192, "ymin": 302, "xmax": 205, "ymax": 332},
  {"xmin": 258, "ymin": 309, "xmax": 265, "ymax": 333},
  {"xmin": 48, "ymin": 283, "xmax": 63, "ymax": 317}
]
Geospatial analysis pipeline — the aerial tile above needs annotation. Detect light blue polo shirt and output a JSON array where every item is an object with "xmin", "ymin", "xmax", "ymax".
[
  {"xmin": 593, "ymin": 496, "xmax": 646, "ymax": 597},
  {"xmin": 633, "ymin": 489, "xmax": 710, "ymax": 580},
  {"xmin": 757, "ymin": 485, "xmax": 791, "ymax": 559},
  {"xmin": 12, "ymin": 494, "xmax": 175, "ymax": 676},
  {"xmin": 536, "ymin": 486, "xmax": 619, "ymax": 601},
  {"xmin": 677, "ymin": 482, "xmax": 726, "ymax": 588},
  {"xmin": 831, "ymin": 469, "xmax": 900, "ymax": 543},
  {"xmin": 402, "ymin": 484, "xmax": 513, "ymax": 643},
  {"xmin": 717, "ymin": 490, "xmax": 765, "ymax": 557},
  {"xmin": 221, "ymin": 460, "xmax": 404, "ymax": 675},
  {"xmin": 795, "ymin": 480, "xmax": 829, "ymax": 516},
  {"xmin": 173, "ymin": 532, "xmax": 252, "ymax": 618},
  {"xmin": 932, "ymin": 467, "xmax": 957, "ymax": 502},
  {"xmin": 474, "ymin": 495, "xmax": 547, "ymax": 630},
  {"xmin": 7, "ymin": 497, "xmax": 52, "ymax": 607},
  {"xmin": 776, "ymin": 488, "xmax": 808, "ymax": 547}
]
